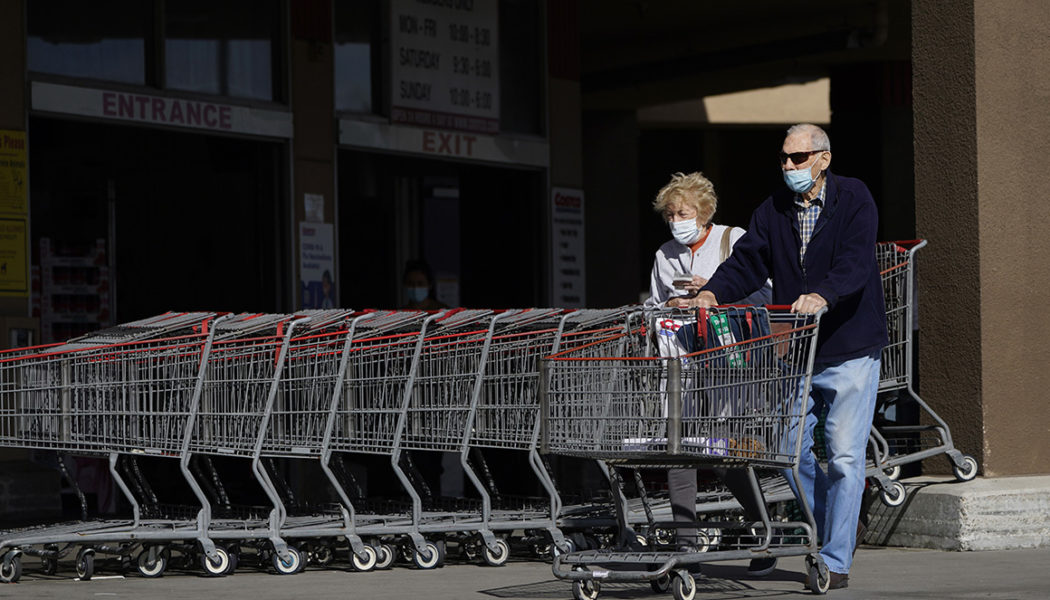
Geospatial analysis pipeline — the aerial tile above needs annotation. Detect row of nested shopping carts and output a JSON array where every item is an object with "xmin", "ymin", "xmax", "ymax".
[
  {"xmin": 0, "ymin": 240, "xmax": 977, "ymax": 597},
  {"xmin": 0, "ymin": 306, "xmax": 644, "ymax": 583}
]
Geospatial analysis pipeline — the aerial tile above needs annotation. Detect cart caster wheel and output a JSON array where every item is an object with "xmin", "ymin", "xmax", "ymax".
[
  {"xmin": 654, "ymin": 528, "xmax": 674, "ymax": 546},
  {"xmin": 694, "ymin": 530, "xmax": 713, "ymax": 553},
  {"xmin": 807, "ymin": 556, "xmax": 830, "ymax": 594},
  {"xmin": 880, "ymin": 480, "xmax": 907, "ymax": 507},
  {"xmin": 375, "ymin": 544, "xmax": 396, "ymax": 570},
  {"xmin": 136, "ymin": 547, "xmax": 169, "ymax": 578},
  {"xmin": 272, "ymin": 546, "xmax": 303, "ymax": 575},
  {"xmin": 482, "ymin": 539, "xmax": 509, "ymax": 567},
  {"xmin": 952, "ymin": 455, "xmax": 979, "ymax": 482},
  {"xmin": 672, "ymin": 570, "xmax": 696, "ymax": 600},
  {"xmin": 883, "ymin": 464, "xmax": 901, "ymax": 481},
  {"xmin": 41, "ymin": 554, "xmax": 57, "ymax": 576},
  {"xmin": 201, "ymin": 547, "xmax": 231, "ymax": 577},
  {"xmin": 313, "ymin": 543, "xmax": 335, "ymax": 567},
  {"xmin": 650, "ymin": 573, "xmax": 670, "ymax": 593},
  {"xmin": 0, "ymin": 554, "xmax": 22, "ymax": 583},
  {"xmin": 412, "ymin": 542, "xmax": 442, "ymax": 570},
  {"xmin": 572, "ymin": 579, "xmax": 601, "ymax": 600},
  {"xmin": 350, "ymin": 545, "xmax": 377, "ymax": 572},
  {"xmin": 76, "ymin": 548, "xmax": 95, "ymax": 581}
]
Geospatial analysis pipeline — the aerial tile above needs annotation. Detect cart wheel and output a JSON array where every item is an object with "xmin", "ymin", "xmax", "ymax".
[
  {"xmin": 136, "ymin": 547, "xmax": 169, "ymax": 578},
  {"xmin": 672, "ymin": 570, "xmax": 695, "ymax": 600},
  {"xmin": 883, "ymin": 465, "xmax": 902, "ymax": 481},
  {"xmin": 375, "ymin": 544, "xmax": 396, "ymax": 570},
  {"xmin": 201, "ymin": 547, "xmax": 231, "ymax": 577},
  {"xmin": 482, "ymin": 539, "xmax": 509, "ymax": 567},
  {"xmin": 650, "ymin": 573, "xmax": 670, "ymax": 593},
  {"xmin": 412, "ymin": 542, "xmax": 442, "ymax": 570},
  {"xmin": 572, "ymin": 579, "xmax": 601, "ymax": 600},
  {"xmin": 952, "ymin": 455, "xmax": 979, "ymax": 482},
  {"xmin": 0, "ymin": 554, "xmax": 21, "ymax": 584},
  {"xmin": 880, "ymin": 480, "xmax": 907, "ymax": 507},
  {"xmin": 41, "ymin": 554, "xmax": 58, "ymax": 576},
  {"xmin": 225, "ymin": 549, "xmax": 239, "ymax": 574},
  {"xmin": 350, "ymin": 545, "xmax": 377, "ymax": 572},
  {"xmin": 557, "ymin": 536, "xmax": 576, "ymax": 555},
  {"xmin": 694, "ymin": 530, "xmax": 713, "ymax": 553},
  {"xmin": 654, "ymin": 528, "xmax": 674, "ymax": 546},
  {"xmin": 462, "ymin": 537, "xmax": 479, "ymax": 560},
  {"xmin": 312, "ymin": 543, "xmax": 335, "ymax": 567},
  {"xmin": 272, "ymin": 546, "xmax": 303, "ymax": 575},
  {"xmin": 76, "ymin": 548, "xmax": 95, "ymax": 581},
  {"xmin": 806, "ymin": 556, "xmax": 830, "ymax": 594}
]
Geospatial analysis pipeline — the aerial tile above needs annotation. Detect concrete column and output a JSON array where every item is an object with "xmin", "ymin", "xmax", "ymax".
[
  {"xmin": 913, "ymin": 1, "xmax": 1050, "ymax": 476},
  {"xmin": 290, "ymin": 0, "xmax": 336, "ymax": 308}
]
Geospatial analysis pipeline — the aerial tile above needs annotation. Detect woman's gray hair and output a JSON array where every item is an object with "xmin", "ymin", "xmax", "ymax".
[{"xmin": 786, "ymin": 123, "xmax": 831, "ymax": 152}]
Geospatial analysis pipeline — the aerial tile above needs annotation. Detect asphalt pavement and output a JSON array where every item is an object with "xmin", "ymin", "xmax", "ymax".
[{"xmin": 4, "ymin": 545, "xmax": 1049, "ymax": 600}]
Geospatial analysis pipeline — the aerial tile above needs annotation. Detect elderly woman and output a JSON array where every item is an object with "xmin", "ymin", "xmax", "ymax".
[{"xmin": 644, "ymin": 171, "xmax": 776, "ymax": 577}]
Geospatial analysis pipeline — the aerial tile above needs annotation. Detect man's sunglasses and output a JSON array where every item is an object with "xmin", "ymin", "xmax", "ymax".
[{"xmin": 778, "ymin": 149, "xmax": 827, "ymax": 165}]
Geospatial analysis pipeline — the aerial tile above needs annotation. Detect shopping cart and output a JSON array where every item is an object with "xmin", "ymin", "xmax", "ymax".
[
  {"xmin": 864, "ymin": 240, "xmax": 978, "ymax": 507},
  {"xmin": 259, "ymin": 309, "xmax": 426, "ymax": 571},
  {"xmin": 541, "ymin": 306, "xmax": 835, "ymax": 597},
  {"xmin": 0, "ymin": 312, "xmax": 225, "ymax": 582},
  {"xmin": 614, "ymin": 308, "xmax": 801, "ymax": 553},
  {"xmin": 320, "ymin": 309, "xmax": 467, "ymax": 569},
  {"xmin": 186, "ymin": 310, "xmax": 361, "ymax": 575},
  {"xmin": 430, "ymin": 308, "xmax": 638, "ymax": 564}
]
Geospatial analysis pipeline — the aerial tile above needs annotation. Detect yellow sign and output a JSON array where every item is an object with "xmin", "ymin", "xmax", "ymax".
[
  {"xmin": 0, "ymin": 219, "xmax": 28, "ymax": 296},
  {"xmin": 0, "ymin": 130, "xmax": 27, "ymax": 215}
]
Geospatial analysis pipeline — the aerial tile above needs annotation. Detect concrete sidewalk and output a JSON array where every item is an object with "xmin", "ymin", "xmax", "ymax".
[{"xmin": 6, "ymin": 545, "xmax": 1050, "ymax": 600}]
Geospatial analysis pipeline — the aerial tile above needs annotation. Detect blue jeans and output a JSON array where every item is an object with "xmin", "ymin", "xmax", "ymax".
[{"xmin": 785, "ymin": 352, "xmax": 880, "ymax": 574}]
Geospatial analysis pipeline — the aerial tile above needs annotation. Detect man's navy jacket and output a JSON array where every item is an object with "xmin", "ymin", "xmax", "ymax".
[{"xmin": 702, "ymin": 171, "xmax": 888, "ymax": 364}]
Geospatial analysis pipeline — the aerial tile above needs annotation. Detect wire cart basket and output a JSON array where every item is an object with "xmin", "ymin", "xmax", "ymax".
[
  {"xmin": 864, "ymin": 240, "xmax": 978, "ymax": 507},
  {"xmin": 540, "ymin": 306, "xmax": 836, "ymax": 597}
]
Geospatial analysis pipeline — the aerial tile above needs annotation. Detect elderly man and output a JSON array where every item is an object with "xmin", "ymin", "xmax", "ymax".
[{"xmin": 688, "ymin": 124, "xmax": 887, "ymax": 590}]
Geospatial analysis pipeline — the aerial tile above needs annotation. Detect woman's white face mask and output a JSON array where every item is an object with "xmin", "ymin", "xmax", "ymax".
[{"xmin": 669, "ymin": 219, "xmax": 701, "ymax": 245}]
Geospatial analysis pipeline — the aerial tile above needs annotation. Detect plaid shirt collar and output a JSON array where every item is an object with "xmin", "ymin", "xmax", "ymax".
[{"xmin": 794, "ymin": 179, "xmax": 827, "ymax": 209}]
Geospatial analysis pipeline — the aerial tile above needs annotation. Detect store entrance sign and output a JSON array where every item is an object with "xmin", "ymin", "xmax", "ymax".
[{"xmin": 32, "ymin": 82, "xmax": 293, "ymax": 139}]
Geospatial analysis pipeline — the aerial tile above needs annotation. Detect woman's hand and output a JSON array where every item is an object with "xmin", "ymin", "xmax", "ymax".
[{"xmin": 681, "ymin": 275, "xmax": 708, "ymax": 293}]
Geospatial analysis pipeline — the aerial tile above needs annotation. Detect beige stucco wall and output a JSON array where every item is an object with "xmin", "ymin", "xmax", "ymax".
[
  {"xmin": 913, "ymin": 1, "xmax": 1050, "ymax": 476},
  {"xmin": 973, "ymin": 1, "xmax": 1050, "ymax": 475}
]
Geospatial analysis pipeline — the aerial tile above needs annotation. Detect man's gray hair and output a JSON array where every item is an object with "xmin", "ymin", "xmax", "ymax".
[{"xmin": 786, "ymin": 123, "xmax": 831, "ymax": 152}]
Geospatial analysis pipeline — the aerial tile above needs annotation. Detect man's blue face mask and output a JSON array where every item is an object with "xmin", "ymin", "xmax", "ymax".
[{"xmin": 784, "ymin": 165, "xmax": 818, "ymax": 194}]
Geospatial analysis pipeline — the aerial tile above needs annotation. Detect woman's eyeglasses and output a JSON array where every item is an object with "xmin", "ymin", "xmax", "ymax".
[{"xmin": 778, "ymin": 149, "xmax": 826, "ymax": 165}]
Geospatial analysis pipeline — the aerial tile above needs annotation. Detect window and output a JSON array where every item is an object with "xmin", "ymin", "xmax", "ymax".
[
  {"xmin": 28, "ymin": 0, "xmax": 283, "ymax": 103},
  {"xmin": 165, "ymin": 0, "xmax": 279, "ymax": 101},
  {"xmin": 334, "ymin": 0, "xmax": 382, "ymax": 114},
  {"xmin": 27, "ymin": 0, "xmax": 149, "ymax": 85}
]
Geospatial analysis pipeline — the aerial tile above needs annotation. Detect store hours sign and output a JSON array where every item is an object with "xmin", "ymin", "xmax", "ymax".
[{"xmin": 390, "ymin": 0, "xmax": 499, "ymax": 134}]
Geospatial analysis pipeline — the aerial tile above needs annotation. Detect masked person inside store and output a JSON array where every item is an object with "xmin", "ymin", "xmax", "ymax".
[{"xmin": 401, "ymin": 259, "xmax": 448, "ymax": 311}]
